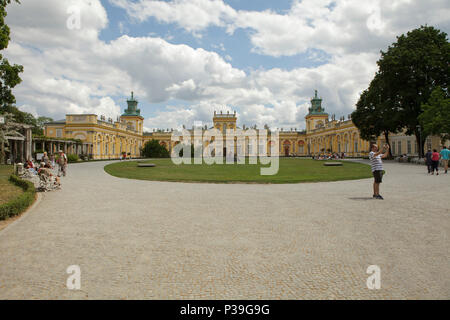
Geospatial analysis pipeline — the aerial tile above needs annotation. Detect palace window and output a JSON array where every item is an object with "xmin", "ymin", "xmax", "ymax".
[
  {"xmin": 56, "ymin": 129, "xmax": 62, "ymax": 138},
  {"xmin": 407, "ymin": 140, "xmax": 411, "ymax": 154},
  {"xmin": 258, "ymin": 140, "xmax": 266, "ymax": 155},
  {"xmin": 397, "ymin": 141, "xmax": 402, "ymax": 155},
  {"xmin": 392, "ymin": 141, "xmax": 395, "ymax": 155}
]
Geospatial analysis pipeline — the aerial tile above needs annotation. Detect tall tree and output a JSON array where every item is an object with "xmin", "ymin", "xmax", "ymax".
[
  {"xmin": 0, "ymin": 0, "xmax": 23, "ymax": 108},
  {"xmin": 35, "ymin": 116, "xmax": 53, "ymax": 135},
  {"xmin": 352, "ymin": 74, "xmax": 402, "ymax": 158},
  {"xmin": 376, "ymin": 26, "xmax": 450, "ymax": 157},
  {"xmin": 418, "ymin": 86, "xmax": 450, "ymax": 145}
]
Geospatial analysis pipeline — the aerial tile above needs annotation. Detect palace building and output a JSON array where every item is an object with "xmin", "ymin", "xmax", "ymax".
[{"xmin": 44, "ymin": 91, "xmax": 443, "ymax": 160}]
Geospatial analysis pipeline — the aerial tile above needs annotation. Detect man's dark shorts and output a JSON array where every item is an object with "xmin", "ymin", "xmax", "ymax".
[{"xmin": 373, "ymin": 170, "xmax": 383, "ymax": 183}]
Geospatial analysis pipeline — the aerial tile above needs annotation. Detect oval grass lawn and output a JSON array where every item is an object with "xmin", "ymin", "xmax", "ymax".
[{"xmin": 104, "ymin": 158, "xmax": 372, "ymax": 184}]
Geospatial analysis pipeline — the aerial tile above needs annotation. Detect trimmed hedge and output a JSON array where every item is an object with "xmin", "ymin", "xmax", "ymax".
[
  {"xmin": 0, "ymin": 174, "xmax": 36, "ymax": 221},
  {"xmin": 67, "ymin": 154, "xmax": 79, "ymax": 163}
]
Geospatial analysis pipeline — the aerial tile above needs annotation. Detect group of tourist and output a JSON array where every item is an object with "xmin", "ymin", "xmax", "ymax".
[
  {"xmin": 369, "ymin": 144, "xmax": 450, "ymax": 200},
  {"xmin": 425, "ymin": 146, "xmax": 450, "ymax": 175},
  {"xmin": 24, "ymin": 149, "xmax": 68, "ymax": 190},
  {"xmin": 315, "ymin": 152, "xmax": 346, "ymax": 160}
]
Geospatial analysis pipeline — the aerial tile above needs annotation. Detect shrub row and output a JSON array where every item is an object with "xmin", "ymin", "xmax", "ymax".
[
  {"xmin": 67, "ymin": 154, "xmax": 79, "ymax": 163},
  {"xmin": 0, "ymin": 175, "xmax": 36, "ymax": 221}
]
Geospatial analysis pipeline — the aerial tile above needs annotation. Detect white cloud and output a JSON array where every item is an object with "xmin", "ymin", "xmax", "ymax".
[
  {"xmin": 109, "ymin": 0, "xmax": 236, "ymax": 34},
  {"xmin": 5, "ymin": 0, "xmax": 245, "ymax": 121},
  {"xmin": 212, "ymin": 43, "xmax": 226, "ymax": 51},
  {"xmin": 4, "ymin": 0, "xmax": 449, "ymax": 132},
  {"xmin": 100, "ymin": 35, "xmax": 246, "ymax": 102},
  {"xmin": 118, "ymin": 21, "xmax": 129, "ymax": 35},
  {"xmin": 232, "ymin": 0, "xmax": 450, "ymax": 57},
  {"xmin": 143, "ymin": 101, "xmax": 232, "ymax": 130},
  {"xmin": 112, "ymin": 0, "xmax": 450, "ymax": 57}
]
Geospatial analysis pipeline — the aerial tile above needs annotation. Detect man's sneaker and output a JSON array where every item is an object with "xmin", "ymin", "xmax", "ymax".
[{"xmin": 375, "ymin": 195, "xmax": 384, "ymax": 200}]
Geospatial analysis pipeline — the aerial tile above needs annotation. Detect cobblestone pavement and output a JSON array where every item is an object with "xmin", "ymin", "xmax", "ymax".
[{"xmin": 0, "ymin": 160, "xmax": 449, "ymax": 299}]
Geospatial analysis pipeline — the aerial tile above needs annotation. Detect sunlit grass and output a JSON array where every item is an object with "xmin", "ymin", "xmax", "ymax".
[
  {"xmin": 104, "ymin": 158, "xmax": 372, "ymax": 184},
  {"xmin": 0, "ymin": 165, "xmax": 23, "ymax": 204}
]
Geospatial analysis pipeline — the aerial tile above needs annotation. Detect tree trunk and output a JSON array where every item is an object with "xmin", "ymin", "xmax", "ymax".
[
  {"xmin": 0, "ymin": 141, "xmax": 4, "ymax": 164},
  {"xmin": 384, "ymin": 131, "xmax": 392, "ymax": 158},
  {"xmin": 415, "ymin": 131, "xmax": 425, "ymax": 158}
]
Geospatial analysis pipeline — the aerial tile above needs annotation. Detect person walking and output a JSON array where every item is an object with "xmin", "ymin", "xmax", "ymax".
[
  {"xmin": 42, "ymin": 151, "xmax": 50, "ymax": 167},
  {"xmin": 439, "ymin": 146, "xmax": 450, "ymax": 174},
  {"xmin": 58, "ymin": 150, "xmax": 68, "ymax": 177},
  {"xmin": 425, "ymin": 149, "xmax": 433, "ymax": 174},
  {"xmin": 431, "ymin": 149, "xmax": 440, "ymax": 175},
  {"xmin": 369, "ymin": 143, "xmax": 390, "ymax": 200}
]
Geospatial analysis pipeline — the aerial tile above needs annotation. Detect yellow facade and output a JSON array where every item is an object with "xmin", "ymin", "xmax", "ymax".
[
  {"xmin": 44, "ymin": 93, "xmax": 144, "ymax": 159},
  {"xmin": 44, "ymin": 114, "xmax": 143, "ymax": 159},
  {"xmin": 147, "ymin": 91, "xmax": 380, "ymax": 157},
  {"xmin": 44, "ymin": 91, "xmax": 445, "ymax": 159}
]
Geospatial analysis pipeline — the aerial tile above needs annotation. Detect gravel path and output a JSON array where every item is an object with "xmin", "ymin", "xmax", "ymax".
[{"xmin": 0, "ymin": 160, "xmax": 448, "ymax": 299}]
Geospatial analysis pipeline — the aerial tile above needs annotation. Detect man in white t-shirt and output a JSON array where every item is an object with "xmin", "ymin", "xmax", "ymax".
[{"xmin": 369, "ymin": 143, "xmax": 390, "ymax": 200}]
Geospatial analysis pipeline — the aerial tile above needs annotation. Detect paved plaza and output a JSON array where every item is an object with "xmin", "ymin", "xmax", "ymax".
[{"xmin": 0, "ymin": 160, "xmax": 449, "ymax": 299}]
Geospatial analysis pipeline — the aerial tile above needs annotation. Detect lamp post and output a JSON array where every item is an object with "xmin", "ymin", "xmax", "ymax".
[{"xmin": 416, "ymin": 125, "xmax": 422, "ymax": 158}]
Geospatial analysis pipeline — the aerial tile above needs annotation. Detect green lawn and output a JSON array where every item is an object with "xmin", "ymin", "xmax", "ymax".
[
  {"xmin": 104, "ymin": 158, "xmax": 372, "ymax": 184},
  {"xmin": 0, "ymin": 165, "xmax": 23, "ymax": 204}
]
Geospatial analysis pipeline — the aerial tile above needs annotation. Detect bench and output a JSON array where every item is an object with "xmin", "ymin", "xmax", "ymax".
[
  {"xmin": 323, "ymin": 162, "xmax": 343, "ymax": 166},
  {"xmin": 137, "ymin": 163, "xmax": 156, "ymax": 167}
]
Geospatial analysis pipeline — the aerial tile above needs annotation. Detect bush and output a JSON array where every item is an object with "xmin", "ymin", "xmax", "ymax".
[
  {"xmin": 67, "ymin": 154, "xmax": 79, "ymax": 163},
  {"xmin": 0, "ymin": 175, "xmax": 36, "ymax": 221},
  {"xmin": 178, "ymin": 143, "xmax": 203, "ymax": 158},
  {"xmin": 142, "ymin": 140, "xmax": 170, "ymax": 158}
]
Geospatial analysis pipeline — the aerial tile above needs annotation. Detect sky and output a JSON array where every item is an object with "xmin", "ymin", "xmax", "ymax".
[{"xmin": 4, "ymin": 0, "xmax": 450, "ymax": 132}]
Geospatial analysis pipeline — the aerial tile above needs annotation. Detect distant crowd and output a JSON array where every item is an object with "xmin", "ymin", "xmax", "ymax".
[
  {"xmin": 425, "ymin": 146, "xmax": 450, "ymax": 175},
  {"xmin": 313, "ymin": 152, "xmax": 347, "ymax": 160},
  {"xmin": 23, "ymin": 150, "xmax": 68, "ymax": 191}
]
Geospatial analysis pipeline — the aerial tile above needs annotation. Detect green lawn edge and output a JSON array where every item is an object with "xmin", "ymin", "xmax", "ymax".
[
  {"xmin": 104, "ymin": 159, "xmax": 372, "ymax": 184},
  {"xmin": 0, "ymin": 174, "xmax": 37, "ymax": 221}
]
